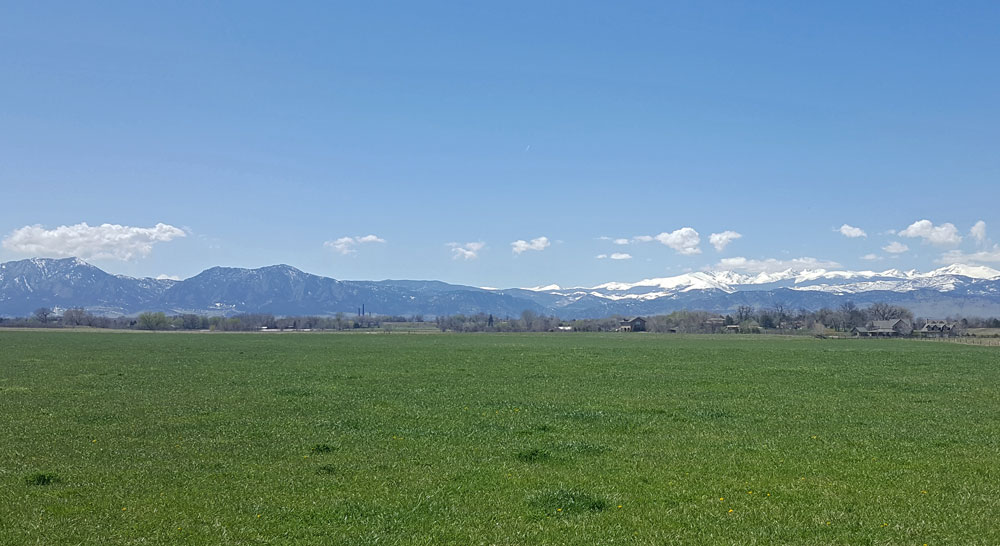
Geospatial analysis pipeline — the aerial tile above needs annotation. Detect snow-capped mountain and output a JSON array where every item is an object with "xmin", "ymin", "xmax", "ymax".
[
  {"xmin": 505, "ymin": 265, "xmax": 1000, "ymax": 317},
  {"xmin": 1, "ymin": 257, "xmax": 999, "ymax": 318},
  {"xmin": 523, "ymin": 264, "xmax": 1000, "ymax": 296}
]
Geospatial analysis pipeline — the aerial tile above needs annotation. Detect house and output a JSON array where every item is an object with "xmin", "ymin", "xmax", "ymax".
[
  {"xmin": 618, "ymin": 317, "xmax": 646, "ymax": 332},
  {"xmin": 704, "ymin": 316, "xmax": 726, "ymax": 332},
  {"xmin": 851, "ymin": 326, "xmax": 869, "ymax": 337},
  {"xmin": 920, "ymin": 321, "xmax": 960, "ymax": 338},
  {"xmin": 724, "ymin": 325, "xmax": 741, "ymax": 333},
  {"xmin": 861, "ymin": 319, "xmax": 913, "ymax": 337}
]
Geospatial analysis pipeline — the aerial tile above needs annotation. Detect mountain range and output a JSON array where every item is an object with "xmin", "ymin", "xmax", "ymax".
[{"xmin": 2, "ymin": 257, "xmax": 1000, "ymax": 319}]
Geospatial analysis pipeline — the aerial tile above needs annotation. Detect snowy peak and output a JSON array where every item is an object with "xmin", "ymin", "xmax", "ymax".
[
  {"xmin": 592, "ymin": 272, "xmax": 736, "ymax": 293},
  {"xmin": 3, "ymin": 257, "xmax": 1000, "ymax": 319},
  {"xmin": 923, "ymin": 264, "xmax": 1000, "ymax": 280},
  {"xmin": 505, "ymin": 263, "xmax": 1000, "ymax": 316},
  {"xmin": 524, "ymin": 264, "xmax": 1000, "ymax": 298},
  {"xmin": 524, "ymin": 284, "xmax": 562, "ymax": 292}
]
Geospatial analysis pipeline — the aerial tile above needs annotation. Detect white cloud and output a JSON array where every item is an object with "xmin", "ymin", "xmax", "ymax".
[
  {"xmin": 2, "ymin": 222, "xmax": 185, "ymax": 261},
  {"xmin": 838, "ymin": 224, "xmax": 867, "ymax": 238},
  {"xmin": 709, "ymin": 231, "xmax": 742, "ymax": 251},
  {"xmin": 448, "ymin": 241, "xmax": 485, "ymax": 260},
  {"xmin": 651, "ymin": 228, "xmax": 701, "ymax": 255},
  {"xmin": 715, "ymin": 256, "xmax": 841, "ymax": 273},
  {"xmin": 631, "ymin": 228, "xmax": 702, "ymax": 254},
  {"xmin": 613, "ymin": 238, "xmax": 630, "ymax": 245},
  {"xmin": 511, "ymin": 236, "xmax": 550, "ymax": 254},
  {"xmin": 971, "ymin": 220, "xmax": 987, "ymax": 244},
  {"xmin": 325, "ymin": 237, "xmax": 356, "ymax": 254},
  {"xmin": 938, "ymin": 246, "xmax": 1000, "ymax": 265},
  {"xmin": 597, "ymin": 253, "xmax": 632, "ymax": 260},
  {"xmin": 861, "ymin": 253, "xmax": 881, "ymax": 261},
  {"xmin": 899, "ymin": 220, "xmax": 962, "ymax": 246},
  {"xmin": 155, "ymin": 274, "xmax": 182, "ymax": 281},
  {"xmin": 324, "ymin": 234, "xmax": 386, "ymax": 255},
  {"xmin": 883, "ymin": 241, "xmax": 909, "ymax": 254}
]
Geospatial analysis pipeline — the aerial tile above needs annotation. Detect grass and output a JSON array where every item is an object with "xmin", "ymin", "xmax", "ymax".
[{"xmin": 1, "ymin": 330, "xmax": 998, "ymax": 544}]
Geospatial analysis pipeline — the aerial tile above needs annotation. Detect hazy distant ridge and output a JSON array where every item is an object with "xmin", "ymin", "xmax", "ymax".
[{"xmin": 2, "ymin": 257, "xmax": 999, "ymax": 318}]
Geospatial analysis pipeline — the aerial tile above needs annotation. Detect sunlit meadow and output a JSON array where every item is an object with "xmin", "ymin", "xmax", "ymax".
[{"xmin": 1, "ymin": 330, "xmax": 998, "ymax": 544}]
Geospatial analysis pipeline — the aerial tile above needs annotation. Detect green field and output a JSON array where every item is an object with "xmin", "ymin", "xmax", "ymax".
[{"xmin": 1, "ymin": 331, "xmax": 998, "ymax": 544}]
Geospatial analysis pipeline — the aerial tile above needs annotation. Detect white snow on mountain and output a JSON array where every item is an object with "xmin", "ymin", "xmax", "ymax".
[
  {"xmin": 523, "ymin": 284, "xmax": 562, "ymax": 291},
  {"xmin": 523, "ymin": 264, "xmax": 1000, "ymax": 300},
  {"xmin": 922, "ymin": 264, "xmax": 1000, "ymax": 280},
  {"xmin": 591, "ymin": 271, "xmax": 733, "ymax": 292}
]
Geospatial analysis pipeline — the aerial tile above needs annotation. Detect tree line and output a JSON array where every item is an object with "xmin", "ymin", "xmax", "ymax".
[
  {"xmin": 0, "ymin": 308, "xmax": 402, "ymax": 331},
  {"xmin": 2, "ymin": 304, "xmax": 1000, "ymax": 333}
]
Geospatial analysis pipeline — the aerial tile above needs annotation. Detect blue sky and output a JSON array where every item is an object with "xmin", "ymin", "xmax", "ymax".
[{"xmin": 2, "ymin": 2, "xmax": 998, "ymax": 287}]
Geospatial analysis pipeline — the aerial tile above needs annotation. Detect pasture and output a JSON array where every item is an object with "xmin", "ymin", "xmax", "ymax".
[{"xmin": 1, "ymin": 331, "xmax": 998, "ymax": 544}]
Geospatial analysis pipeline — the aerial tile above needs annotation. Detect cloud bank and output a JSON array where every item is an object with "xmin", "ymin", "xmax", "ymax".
[
  {"xmin": 938, "ymin": 246, "xmax": 1000, "ymax": 265},
  {"xmin": 715, "ymin": 256, "xmax": 842, "ymax": 273},
  {"xmin": 2, "ymin": 222, "xmax": 185, "ymax": 261}
]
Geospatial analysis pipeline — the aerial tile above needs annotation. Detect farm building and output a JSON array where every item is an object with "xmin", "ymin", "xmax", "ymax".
[
  {"xmin": 855, "ymin": 319, "xmax": 912, "ymax": 337},
  {"xmin": 704, "ymin": 316, "xmax": 726, "ymax": 332},
  {"xmin": 618, "ymin": 317, "xmax": 646, "ymax": 332},
  {"xmin": 920, "ymin": 321, "xmax": 961, "ymax": 338}
]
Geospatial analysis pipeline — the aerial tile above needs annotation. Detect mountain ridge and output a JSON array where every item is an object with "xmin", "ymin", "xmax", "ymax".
[{"xmin": 2, "ymin": 257, "xmax": 999, "ymax": 318}]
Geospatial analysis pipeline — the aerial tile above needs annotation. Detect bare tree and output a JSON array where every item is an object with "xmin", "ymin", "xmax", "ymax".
[
  {"xmin": 62, "ymin": 308, "xmax": 89, "ymax": 326},
  {"xmin": 867, "ymin": 302, "xmax": 911, "ymax": 322},
  {"xmin": 839, "ymin": 301, "xmax": 865, "ymax": 329},
  {"xmin": 33, "ymin": 307, "xmax": 52, "ymax": 324},
  {"xmin": 521, "ymin": 309, "xmax": 538, "ymax": 331},
  {"xmin": 773, "ymin": 303, "xmax": 788, "ymax": 327}
]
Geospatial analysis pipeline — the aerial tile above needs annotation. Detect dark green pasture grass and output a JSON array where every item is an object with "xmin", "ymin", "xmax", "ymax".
[{"xmin": 1, "ymin": 331, "xmax": 998, "ymax": 544}]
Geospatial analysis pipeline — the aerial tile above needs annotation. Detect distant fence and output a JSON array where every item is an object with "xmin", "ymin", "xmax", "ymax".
[{"xmin": 918, "ymin": 337, "xmax": 1000, "ymax": 347}]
